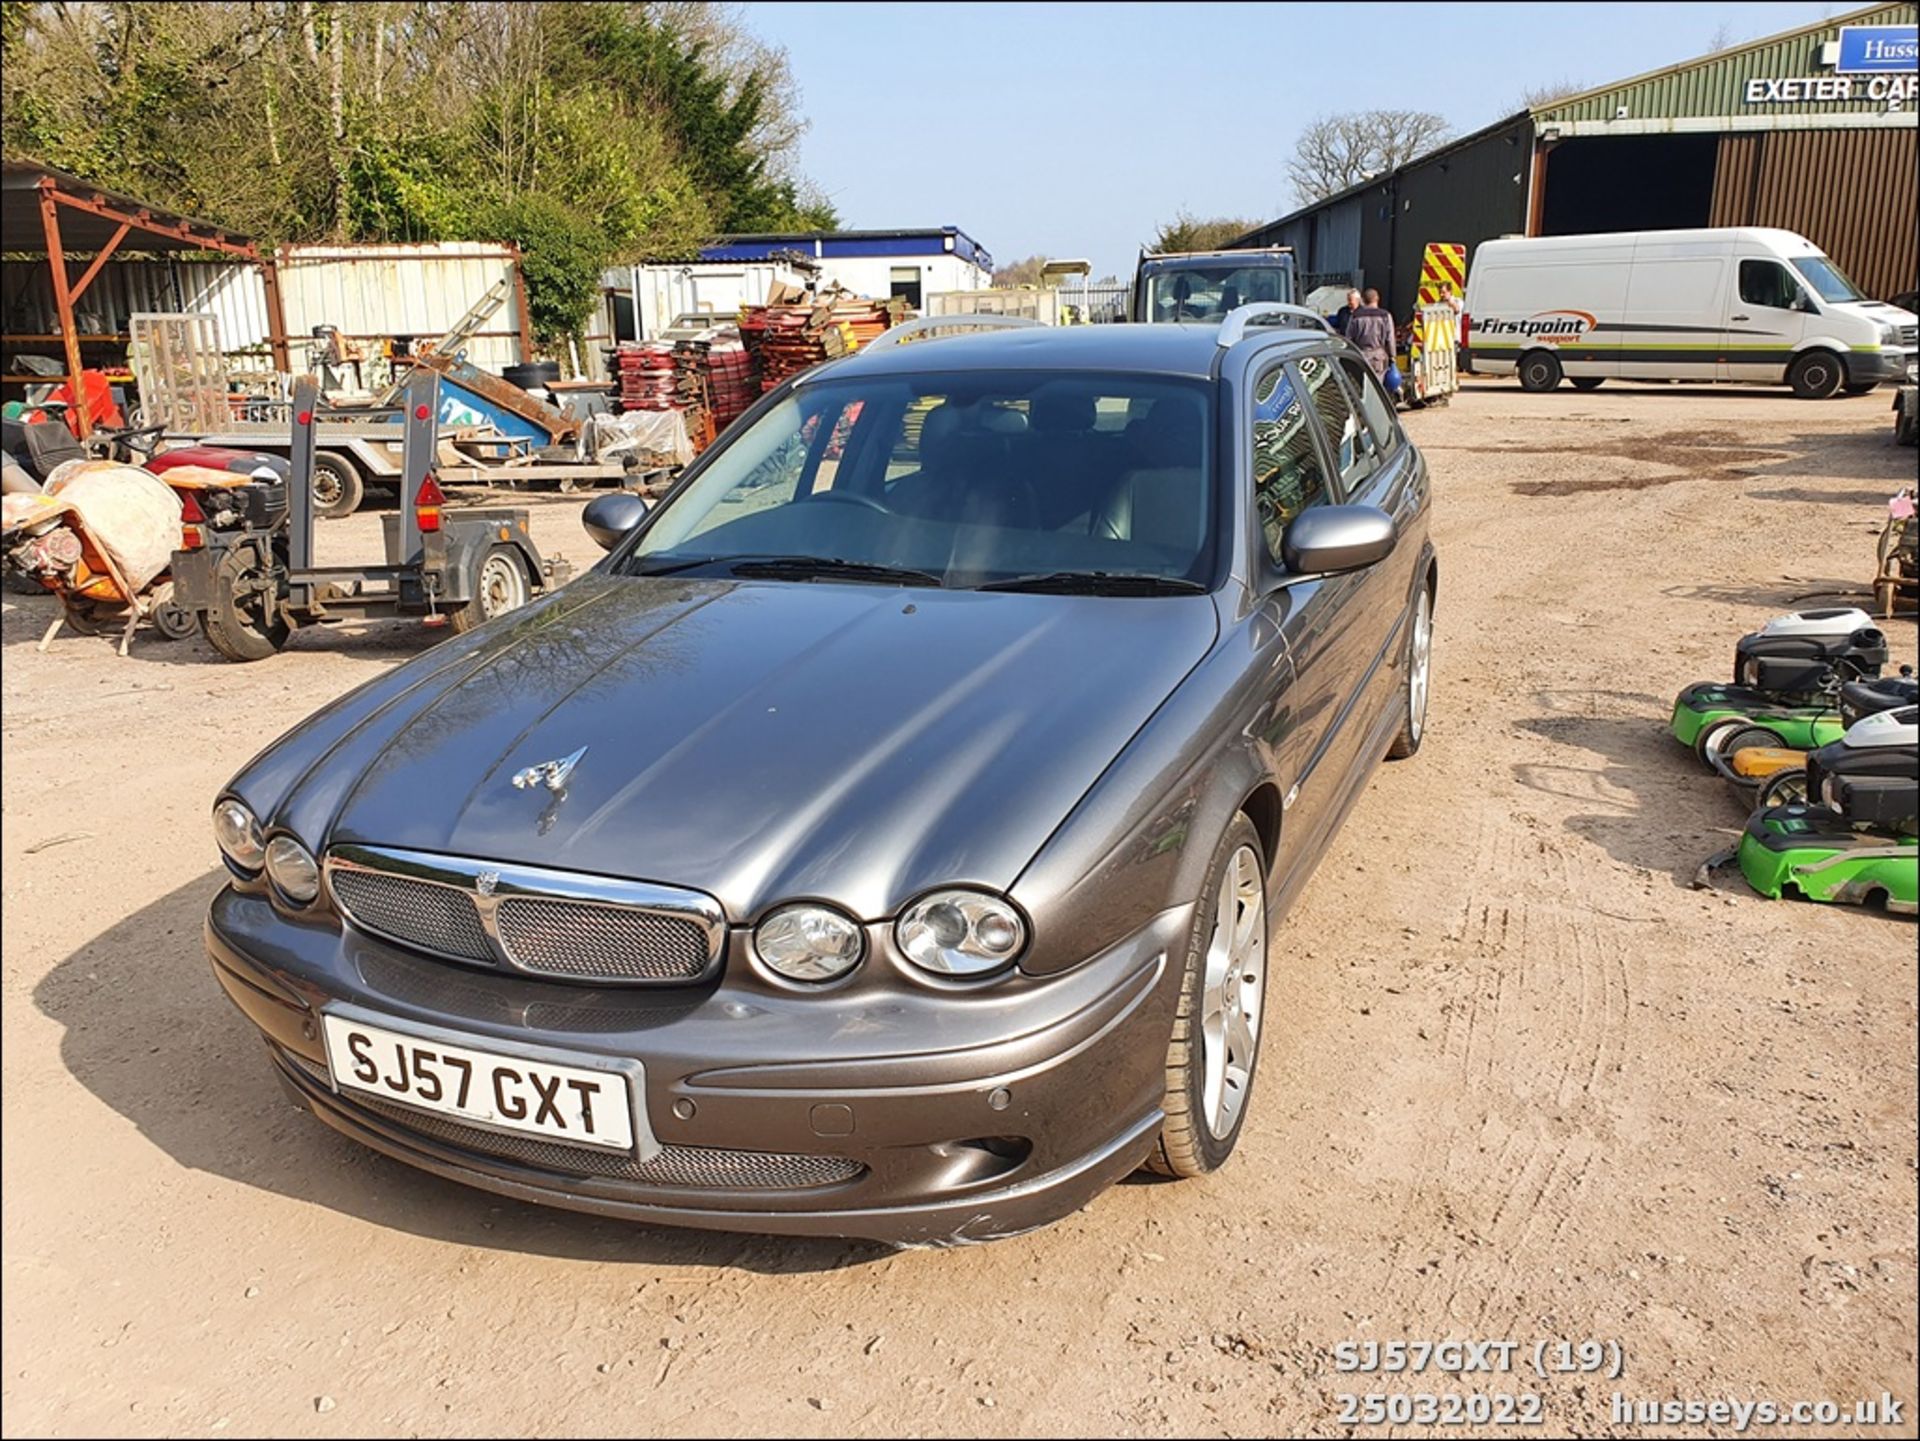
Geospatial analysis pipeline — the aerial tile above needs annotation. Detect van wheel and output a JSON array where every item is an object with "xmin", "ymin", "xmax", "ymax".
[
  {"xmin": 1788, "ymin": 351, "xmax": 1844, "ymax": 400},
  {"xmin": 1518, "ymin": 351, "xmax": 1563, "ymax": 392},
  {"xmin": 1570, "ymin": 376, "xmax": 1605, "ymax": 391}
]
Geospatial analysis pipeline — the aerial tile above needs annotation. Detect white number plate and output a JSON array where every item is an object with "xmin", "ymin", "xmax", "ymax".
[{"xmin": 321, "ymin": 1013, "xmax": 636, "ymax": 1153}]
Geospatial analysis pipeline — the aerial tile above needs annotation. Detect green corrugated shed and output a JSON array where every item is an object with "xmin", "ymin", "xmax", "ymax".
[{"xmin": 1535, "ymin": 2, "xmax": 1917, "ymax": 125}]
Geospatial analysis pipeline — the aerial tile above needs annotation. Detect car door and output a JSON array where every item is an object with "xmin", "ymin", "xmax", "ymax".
[
  {"xmin": 1244, "ymin": 352, "xmax": 1358, "ymax": 892},
  {"xmin": 1725, "ymin": 255, "xmax": 1810, "ymax": 383},
  {"xmin": 1325, "ymin": 353, "xmax": 1423, "ymax": 743}
]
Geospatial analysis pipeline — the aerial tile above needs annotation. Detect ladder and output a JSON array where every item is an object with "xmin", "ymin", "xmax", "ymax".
[{"xmin": 417, "ymin": 274, "xmax": 515, "ymax": 362}]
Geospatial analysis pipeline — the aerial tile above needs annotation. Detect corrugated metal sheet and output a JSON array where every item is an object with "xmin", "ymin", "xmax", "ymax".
[
  {"xmin": 1712, "ymin": 129, "xmax": 1918, "ymax": 298},
  {"xmin": 1535, "ymin": 3, "xmax": 1916, "ymax": 124},
  {"xmin": 2, "ymin": 257, "xmax": 268, "ymax": 353},
  {"xmin": 1391, "ymin": 121, "xmax": 1532, "ymax": 314},
  {"xmin": 1312, "ymin": 199, "xmax": 1363, "ymax": 279},
  {"xmin": 276, "ymin": 242, "xmax": 525, "ymax": 373}
]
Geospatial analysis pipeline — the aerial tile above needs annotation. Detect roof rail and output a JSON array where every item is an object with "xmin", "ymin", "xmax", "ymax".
[
  {"xmin": 861, "ymin": 313, "xmax": 1043, "ymax": 352},
  {"xmin": 1216, "ymin": 303, "xmax": 1330, "ymax": 348}
]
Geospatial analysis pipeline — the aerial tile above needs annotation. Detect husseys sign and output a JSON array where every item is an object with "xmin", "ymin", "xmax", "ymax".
[
  {"xmin": 1471, "ymin": 310, "xmax": 1596, "ymax": 343},
  {"xmin": 1744, "ymin": 23, "xmax": 1918, "ymax": 109}
]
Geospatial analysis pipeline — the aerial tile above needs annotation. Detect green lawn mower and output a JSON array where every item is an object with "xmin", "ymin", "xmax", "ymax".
[
  {"xmin": 1710, "ymin": 673, "xmax": 1918, "ymax": 807},
  {"xmin": 1737, "ymin": 706, "xmax": 1918, "ymax": 912},
  {"xmin": 1671, "ymin": 608, "xmax": 1889, "ymax": 768}
]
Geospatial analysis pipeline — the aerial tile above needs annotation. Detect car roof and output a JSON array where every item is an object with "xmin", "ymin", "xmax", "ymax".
[{"xmin": 816, "ymin": 320, "xmax": 1325, "ymax": 383}]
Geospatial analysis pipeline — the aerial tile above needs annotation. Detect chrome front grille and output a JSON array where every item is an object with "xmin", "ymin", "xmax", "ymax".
[
  {"xmin": 330, "ymin": 869, "xmax": 492, "ymax": 963},
  {"xmin": 309, "ymin": 1073, "xmax": 862, "ymax": 1191},
  {"xmin": 325, "ymin": 845, "xmax": 724, "ymax": 985},
  {"xmin": 1898, "ymin": 324, "xmax": 1917, "ymax": 347},
  {"xmin": 495, "ymin": 896, "xmax": 712, "ymax": 980}
]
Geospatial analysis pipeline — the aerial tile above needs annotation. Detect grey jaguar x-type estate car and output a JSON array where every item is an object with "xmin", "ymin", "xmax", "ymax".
[{"xmin": 205, "ymin": 310, "xmax": 1436, "ymax": 1244}]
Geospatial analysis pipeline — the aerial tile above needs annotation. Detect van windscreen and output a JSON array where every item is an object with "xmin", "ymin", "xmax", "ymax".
[{"xmin": 1791, "ymin": 256, "xmax": 1864, "ymax": 304}]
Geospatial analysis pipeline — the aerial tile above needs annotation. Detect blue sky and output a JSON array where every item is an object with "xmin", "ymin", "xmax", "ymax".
[{"xmin": 744, "ymin": 1, "xmax": 1846, "ymax": 278}]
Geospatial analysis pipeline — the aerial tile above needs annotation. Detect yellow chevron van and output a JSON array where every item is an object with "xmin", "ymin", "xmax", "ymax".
[{"xmin": 1463, "ymin": 228, "xmax": 1919, "ymax": 399}]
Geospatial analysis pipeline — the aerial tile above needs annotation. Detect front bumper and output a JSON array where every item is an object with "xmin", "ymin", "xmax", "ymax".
[
  {"xmin": 206, "ymin": 887, "xmax": 1191, "ymax": 1244},
  {"xmin": 1856, "ymin": 347, "xmax": 1919, "ymax": 386}
]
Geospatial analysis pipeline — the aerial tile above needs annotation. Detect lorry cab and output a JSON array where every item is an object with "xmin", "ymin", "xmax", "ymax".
[
  {"xmin": 1464, "ymin": 227, "xmax": 1918, "ymax": 398},
  {"xmin": 1132, "ymin": 249, "xmax": 1297, "ymax": 323}
]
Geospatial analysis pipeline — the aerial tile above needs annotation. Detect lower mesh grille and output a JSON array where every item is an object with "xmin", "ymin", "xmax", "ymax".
[
  {"xmin": 495, "ymin": 896, "xmax": 710, "ymax": 980},
  {"xmin": 277, "ymin": 1049, "xmax": 862, "ymax": 1190},
  {"xmin": 330, "ymin": 869, "xmax": 492, "ymax": 964}
]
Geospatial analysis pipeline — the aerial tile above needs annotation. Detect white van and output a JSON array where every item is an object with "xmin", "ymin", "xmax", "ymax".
[{"xmin": 1463, "ymin": 227, "xmax": 1918, "ymax": 398}]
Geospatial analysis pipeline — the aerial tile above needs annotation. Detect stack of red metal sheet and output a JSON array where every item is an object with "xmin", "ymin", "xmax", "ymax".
[
  {"xmin": 608, "ymin": 342, "xmax": 679, "ymax": 411},
  {"xmin": 738, "ymin": 293, "xmax": 905, "ymax": 393}
]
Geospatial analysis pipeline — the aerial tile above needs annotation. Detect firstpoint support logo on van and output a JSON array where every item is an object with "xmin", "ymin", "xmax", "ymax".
[{"xmin": 1472, "ymin": 310, "xmax": 1597, "ymax": 344}]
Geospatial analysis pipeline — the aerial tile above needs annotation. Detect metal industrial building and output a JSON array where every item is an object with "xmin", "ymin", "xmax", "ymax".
[{"xmin": 1237, "ymin": 3, "xmax": 1917, "ymax": 316}]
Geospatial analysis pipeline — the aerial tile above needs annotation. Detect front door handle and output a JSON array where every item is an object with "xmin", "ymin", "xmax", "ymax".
[{"xmin": 1730, "ymin": 313, "xmax": 1751, "ymax": 322}]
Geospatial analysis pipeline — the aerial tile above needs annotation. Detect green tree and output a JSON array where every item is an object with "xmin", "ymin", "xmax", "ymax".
[{"xmin": 1152, "ymin": 212, "xmax": 1264, "ymax": 253}]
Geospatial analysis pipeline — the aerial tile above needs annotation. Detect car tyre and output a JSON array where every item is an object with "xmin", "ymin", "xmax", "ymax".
[
  {"xmin": 1518, "ymin": 351, "xmax": 1563, "ymax": 393},
  {"xmin": 1387, "ymin": 581, "xmax": 1434, "ymax": 759},
  {"xmin": 1146, "ymin": 813, "xmax": 1268, "ymax": 1179},
  {"xmin": 1788, "ymin": 351, "xmax": 1845, "ymax": 400}
]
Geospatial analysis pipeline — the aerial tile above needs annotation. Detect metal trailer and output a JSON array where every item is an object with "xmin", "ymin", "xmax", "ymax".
[
  {"xmin": 168, "ymin": 369, "xmax": 572, "ymax": 662},
  {"xmin": 1131, "ymin": 248, "xmax": 1299, "ymax": 322}
]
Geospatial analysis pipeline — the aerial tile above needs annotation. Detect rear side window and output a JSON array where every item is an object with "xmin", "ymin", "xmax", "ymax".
[
  {"xmin": 1739, "ymin": 260, "xmax": 1801, "ymax": 311},
  {"xmin": 1336, "ymin": 355, "xmax": 1400, "ymax": 461},
  {"xmin": 1251, "ymin": 363, "xmax": 1330, "ymax": 563},
  {"xmin": 1297, "ymin": 353, "xmax": 1376, "ymax": 491}
]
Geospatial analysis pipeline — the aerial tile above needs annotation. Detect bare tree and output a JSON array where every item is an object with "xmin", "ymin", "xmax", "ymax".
[
  {"xmin": 1705, "ymin": 22, "xmax": 1738, "ymax": 52},
  {"xmin": 993, "ymin": 255, "xmax": 1050, "ymax": 288},
  {"xmin": 1516, "ymin": 77, "xmax": 1588, "ymax": 111},
  {"xmin": 1286, "ymin": 110, "xmax": 1452, "ymax": 206}
]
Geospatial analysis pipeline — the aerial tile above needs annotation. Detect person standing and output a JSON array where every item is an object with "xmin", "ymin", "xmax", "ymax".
[
  {"xmin": 1345, "ymin": 288, "xmax": 1397, "ymax": 381},
  {"xmin": 1331, "ymin": 288, "xmax": 1362, "ymax": 335}
]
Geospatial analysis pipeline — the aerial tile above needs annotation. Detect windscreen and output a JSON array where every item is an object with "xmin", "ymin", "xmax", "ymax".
[
  {"xmin": 620, "ymin": 370, "xmax": 1217, "ymax": 589},
  {"xmin": 1791, "ymin": 255, "xmax": 1864, "ymax": 304},
  {"xmin": 1144, "ymin": 264, "xmax": 1293, "ymax": 321}
]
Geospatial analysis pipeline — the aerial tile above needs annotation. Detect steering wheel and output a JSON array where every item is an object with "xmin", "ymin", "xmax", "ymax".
[
  {"xmin": 804, "ymin": 489, "xmax": 891, "ymax": 516},
  {"xmin": 97, "ymin": 423, "xmax": 167, "ymax": 458}
]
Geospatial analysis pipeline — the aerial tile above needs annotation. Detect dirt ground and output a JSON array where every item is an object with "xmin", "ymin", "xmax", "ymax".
[{"xmin": 3, "ymin": 379, "xmax": 1915, "ymax": 1438}]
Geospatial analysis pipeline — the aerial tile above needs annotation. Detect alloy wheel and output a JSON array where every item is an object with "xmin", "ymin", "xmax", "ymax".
[{"xmin": 1201, "ymin": 844, "xmax": 1266, "ymax": 1139}]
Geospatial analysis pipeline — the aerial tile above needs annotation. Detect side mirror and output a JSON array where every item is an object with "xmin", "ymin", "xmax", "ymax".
[
  {"xmin": 582, "ymin": 492, "xmax": 648, "ymax": 551},
  {"xmin": 1794, "ymin": 293, "xmax": 1819, "ymax": 314},
  {"xmin": 1281, "ymin": 504, "xmax": 1398, "ymax": 577}
]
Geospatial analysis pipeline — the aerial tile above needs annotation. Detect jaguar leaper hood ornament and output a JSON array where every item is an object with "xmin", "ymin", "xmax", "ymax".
[{"xmin": 512, "ymin": 746, "xmax": 587, "ymax": 795}]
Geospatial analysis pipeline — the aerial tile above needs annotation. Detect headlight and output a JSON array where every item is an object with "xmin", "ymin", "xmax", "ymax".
[
  {"xmin": 265, "ymin": 835, "xmax": 320, "ymax": 905},
  {"xmin": 896, "ymin": 889, "xmax": 1027, "ymax": 977},
  {"xmin": 1879, "ymin": 322, "xmax": 1899, "ymax": 344},
  {"xmin": 754, "ymin": 903, "xmax": 864, "ymax": 982},
  {"xmin": 213, "ymin": 798, "xmax": 266, "ymax": 871}
]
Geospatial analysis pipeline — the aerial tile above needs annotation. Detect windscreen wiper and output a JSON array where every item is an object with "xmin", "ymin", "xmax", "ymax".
[
  {"xmin": 974, "ymin": 570, "xmax": 1207, "ymax": 595},
  {"xmin": 726, "ymin": 556, "xmax": 944, "ymax": 587}
]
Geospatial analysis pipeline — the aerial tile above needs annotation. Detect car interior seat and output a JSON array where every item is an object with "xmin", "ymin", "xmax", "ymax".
[{"xmin": 1094, "ymin": 399, "xmax": 1207, "ymax": 558}]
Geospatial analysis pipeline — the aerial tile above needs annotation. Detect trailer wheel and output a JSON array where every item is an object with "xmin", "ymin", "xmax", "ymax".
[
  {"xmin": 311, "ymin": 452, "xmax": 365, "ymax": 519},
  {"xmin": 448, "ymin": 545, "xmax": 531, "ymax": 635},
  {"xmin": 203, "ymin": 544, "xmax": 291, "ymax": 662},
  {"xmin": 149, "ymin": 583, "xmax": 198, "ymax": 641},
  {"xmin": 1518, "ymin": 351, "xmax": 1563, "ymax": 393}
]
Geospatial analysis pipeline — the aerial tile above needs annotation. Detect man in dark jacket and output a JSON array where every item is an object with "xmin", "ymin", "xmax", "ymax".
[
  {"xmin": 1345, "ymin": 288, "xmax": 1397, "ymax": 382},
  {"xmin": 1330, "ymin": 288, "xmax": 1362, "ymax": 335}
]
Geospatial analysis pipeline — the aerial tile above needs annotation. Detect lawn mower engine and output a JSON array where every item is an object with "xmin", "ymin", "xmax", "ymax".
[
  {"xmin": 1731, "ymin": 608, "xmax": 1888, "ymax": 695},
  {"xmin": 1737, "ymin": 705, "xmax": 1919, "ymax": 912}
]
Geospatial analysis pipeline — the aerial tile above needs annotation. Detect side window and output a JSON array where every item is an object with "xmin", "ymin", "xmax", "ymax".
[
  {"xmin": 1297, "ymin": 351, "xmax": 1377, "ymax": 492},
  {"xmin": 1739, "ymin": 259, "xmax": 1800, "ymax": 311},
  {"xmin": 1251, "ymin": 362, "xmax": 1331, "ymax": 564},
  {"xmin": 1336, "ymin": 356, "xmax": 1401, "ymax": 462}
]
